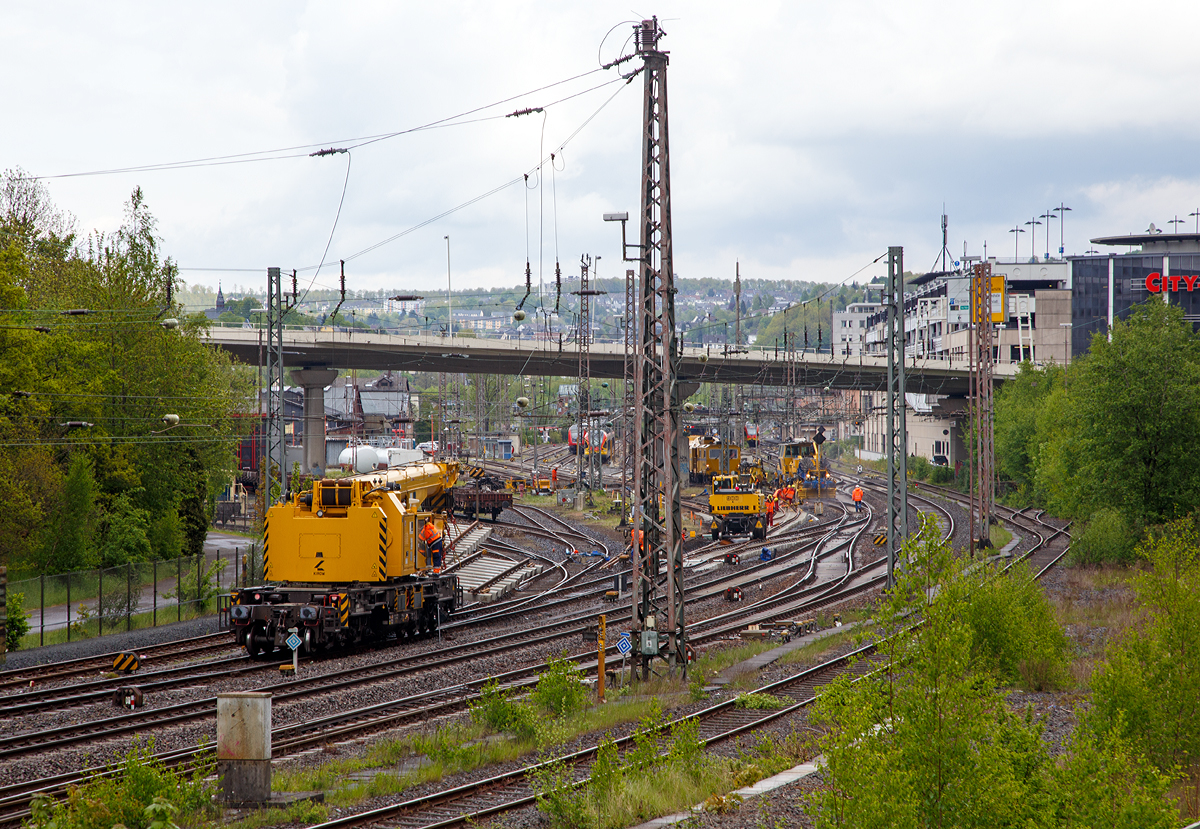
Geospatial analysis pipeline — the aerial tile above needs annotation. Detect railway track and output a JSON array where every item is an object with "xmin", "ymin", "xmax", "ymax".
[{"xmin": 0, "ymin": 502, "xmax": 872, "ymax": 826}]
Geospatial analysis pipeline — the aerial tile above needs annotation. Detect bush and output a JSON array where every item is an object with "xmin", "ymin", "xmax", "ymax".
[
  {"xmin": 26, "ymin": 740, "xmax": 215, "ymax": 829},
  {"xmin": 1071, "ymin": 507, "xmax": 1139, "ymax": 566},
  {"xmin": 470, "ymin": 680, "xmax": 537, "ymax": 741},
  {"xmin": 6, "ymin": 590, "xmax": 30, "ymax": 651},
  {"xmin": 908, "ymin": 454, "xmax": 931, "ymax": 481},
  {"xmin": 532, "ymin": 655, "xmax": 588, "ymax": 717},
  {"xmin": 930, "ymin": 465, "xmax": 955, "ymax": 485}
]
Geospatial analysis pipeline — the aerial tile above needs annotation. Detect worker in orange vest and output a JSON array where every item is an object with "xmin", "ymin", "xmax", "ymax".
[
  {"xmin": 852, "ymin": 485, "xmax": 864, "ymax": 512},
  {"xmin": 419, "ymin": 518, "xmax": 445, "ymax": 570},
  {"xmin": 551, "ymin": 467, "xmax": 558, "ymax": 491},
  {"xmin": 764, "ymin": 495, "xmax": 776, "ymax": 528}
]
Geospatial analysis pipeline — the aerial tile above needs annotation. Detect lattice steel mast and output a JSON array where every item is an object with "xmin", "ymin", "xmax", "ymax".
[
  {"xmin": 885, "ymin": 247, "xmax": 908, "ymax": 588},
  {"xmin": 265, "ymin": 267, "xmax": 297, "ymax": 509},
  {"xmin": 631, "ymin": 16, "xmax": 686, "ymax": 678},
  {"xmin": 969, "ymin": 262, "xmax": 995, "ymax": 553}
]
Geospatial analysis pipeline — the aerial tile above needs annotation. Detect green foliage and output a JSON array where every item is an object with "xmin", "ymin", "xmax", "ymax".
[
  {"xmin": 626, "ymin": 697, "xmax": 668, "ymax": 770},
  {"xmin": 162, "ymin": 556, "xmax": 224, "ymax": 612},
  {"xmin": 805, "ymin": 515, "xmax": 1173, "ymax": 827},
  {"xmin": 99, "ymin": 492, "xmax": 152, "ymax": 567},
  {"xmin": 531, "ymin": 654, "xmax": 588, "ymax": 717},
  {"xmin": 6, "ymin": 590, "xmax": 30, "ymax": 651},
  {"xmin": 1029, "ymin": 299, "xmax": 1200, "ymax": 524},
  {"xmin": 1069, "ymin": 507, "xmax": 1139, "ymax": 566},
  {"xmin": 1086, "ymin": 517, "xmax": 1200, "ymax": 781},
  {"xmin": 530, "ymin": 756, "xmax": 593, "ymax": 829},
  {"xmin": 734, "ymin": 692, "xmax": 788, "ymax": 710},
  {"xmin": 470, "ymin": 680, "xmax": 537, "ymax": 741},
  {"xmin": 25, "ymin": 740, "xmax": 216, "ymax": 829},
  {"xmin": 959, "ymin": 560, "xmax": 1072, "ymax": 691},
  {"xmin": 994, "ymin": 363, "xmax": 1063, "ymax": 504},
  {"xmin": 1051, "ymin": 726, "xmax": 1176, "ymax": 829},
  {"xmin": 37, "ymin": 454, "xmax": 97, "ymax": 572},
  {"xmin": 0, "ymin": 171, "xmax": 250, "ymax": 577}
]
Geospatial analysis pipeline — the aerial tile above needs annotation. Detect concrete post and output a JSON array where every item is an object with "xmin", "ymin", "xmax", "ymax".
[
  {"xmin": 217, "ymin": 692, "xmax": 272, "ymax": 804},
  {"xmin": 290, "ymin": 368, "xmax": 338, "ymax": 477}
]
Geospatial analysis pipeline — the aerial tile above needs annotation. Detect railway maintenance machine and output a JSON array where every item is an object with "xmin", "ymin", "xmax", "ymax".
[{"xmin": 230, "ymin": 461, "xmax": 462, "ymax": 657}]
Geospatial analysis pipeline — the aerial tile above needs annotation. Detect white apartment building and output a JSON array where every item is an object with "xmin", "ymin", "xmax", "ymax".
[{"xmin": 831, "ymin": 301, "xmax": 881, "ymax": 356}]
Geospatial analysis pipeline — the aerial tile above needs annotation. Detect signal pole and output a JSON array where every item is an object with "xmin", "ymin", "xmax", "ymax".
[
  {"xmin": 630, "ymin": 16, "xmax": 686, "ymax": 679},
  {"xmin": 885, "ymin": 247, "xmax": 908, "ymax": 588}
]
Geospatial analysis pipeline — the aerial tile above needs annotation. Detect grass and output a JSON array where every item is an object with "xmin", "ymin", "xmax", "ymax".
[
  {"xmin": 1047, "ymin": 565, "xmax": 1142, "ymax": 690},
  {"xmin": 17, "ymin": 601, "xmax": 220, "ymax": 650},
  {"xmin": 991, "ymin": 522, "xmax": 1014, "ymax": 550}
]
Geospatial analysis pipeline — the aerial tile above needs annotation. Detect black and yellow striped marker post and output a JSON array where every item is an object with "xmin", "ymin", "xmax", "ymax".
[
  {"xmin": 874, "ymin": 533, "xmax": 887, "ymax": 546},
  {"xmin": 113, "ymin": 652, "xmax": 140, "ymax": 673}
]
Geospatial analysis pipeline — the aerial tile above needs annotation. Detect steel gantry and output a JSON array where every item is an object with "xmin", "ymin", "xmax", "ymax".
[
  {"xmin": 264, "ymin": 266, "xmax": 297, "ymax": 509},
  {"xmin": 885, "ymin": 246, "xmax": 908, "ymax": 589},
  {"xmin": 630, "ymin": 16, "xmax": 686, "ymax": 679},
  {"xmin": 969, "ymin": 261, "xmax": 996, "ymax": 554}
]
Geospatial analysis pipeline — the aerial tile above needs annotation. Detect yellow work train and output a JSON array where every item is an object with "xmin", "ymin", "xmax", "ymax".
[
  {"xmin": 689, "ymin": 435, "xmax": 740, "ymax": 484},
  {"xmin": 778, "ymin": 436, "xmax": 835, "ymax": 495},
  {"xmin": 230, "ymin": 461, "xmax": 462, "ymax": 657}
]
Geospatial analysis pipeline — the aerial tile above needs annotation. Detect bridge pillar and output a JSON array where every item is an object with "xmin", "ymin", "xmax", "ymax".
[{"xmin": 290, "ymin": 368, "xmax": 338, "ymax": 476}]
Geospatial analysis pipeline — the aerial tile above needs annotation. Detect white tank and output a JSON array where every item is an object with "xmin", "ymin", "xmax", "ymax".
[{"xmin": 338, "ymin": 445, "xmax": 380, "ymax": 474}]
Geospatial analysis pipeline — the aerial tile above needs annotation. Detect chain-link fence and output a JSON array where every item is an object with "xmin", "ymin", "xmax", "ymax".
[{"xmin": 8, "ymin": 543, "xmax": 265, "ymax": 647}]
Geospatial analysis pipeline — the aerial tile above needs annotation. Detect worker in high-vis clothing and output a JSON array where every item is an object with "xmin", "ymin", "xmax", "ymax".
[
  {"xmin": 764, "ymin": 495, "xmax": 776, "ymax": 528},
  {"xmin": 419, "ymin": 518, "xmax": 445, "ymax": 570},
  {"xmin": 852, "ymin": 485, "xmax": 864, "ymax": 512}
]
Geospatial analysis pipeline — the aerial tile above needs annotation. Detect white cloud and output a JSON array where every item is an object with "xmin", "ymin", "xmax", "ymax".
[{"xmin": 4, "ymin": 0, "xmax": 1200, "ymax": 297}]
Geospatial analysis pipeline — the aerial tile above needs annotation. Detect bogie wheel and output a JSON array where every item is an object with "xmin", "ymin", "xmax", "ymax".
[{"xmin": 246, "ymin": 623, "xmax": 269, "ymax": 659}]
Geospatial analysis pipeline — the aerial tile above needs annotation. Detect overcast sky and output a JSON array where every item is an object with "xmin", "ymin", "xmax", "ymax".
[{"xmin": 6, "ymin": 1, "xmax": 1200, "ymax": 301}]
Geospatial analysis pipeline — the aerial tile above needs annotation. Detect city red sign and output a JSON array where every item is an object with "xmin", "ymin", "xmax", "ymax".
[{"xmin": 1145, "ymin": 272, "xmax": 1200, "ymax": 292}]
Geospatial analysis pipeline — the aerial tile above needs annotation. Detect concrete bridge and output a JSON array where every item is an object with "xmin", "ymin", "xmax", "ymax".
[{"xmin": 204, "ymin": 326, "xmax": 1016, "ymax": 397}]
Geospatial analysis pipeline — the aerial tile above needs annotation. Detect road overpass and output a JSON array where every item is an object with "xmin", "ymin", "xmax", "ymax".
[{"xmin": 204, "ymin": 327, "xmax": 1017, "ymax": 396}]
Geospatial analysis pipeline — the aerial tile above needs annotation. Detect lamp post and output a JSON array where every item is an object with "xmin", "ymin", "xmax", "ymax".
[
  {"xmin": 1040, "ymin": 210, "xmax": 1057, "ymax": 260},
  {"xmin": 1059, "ymin": 322, "xmax": 1072, "ymax": 363},
  {"xmin": 1052, "ymin": 203, "xmax": 1071, "ymax": 256},
  {"xmin": 1190, "ymin": 209, "xmax": 1200, "ymax": 234},
  {"xmin": 1024, "ymin": 217, "xmax": 1042, "ymax": 262},
  {"xmin": 444, "ymin": 235, "xmax": 452, "ymax": 338},
  {"xmin": 1009, "ymin": 226, "xmax": 1025, "ymax": 261},
  {"xmin": 1169, "ymin": 215, "xmax": 1186, "ymax": 233}
]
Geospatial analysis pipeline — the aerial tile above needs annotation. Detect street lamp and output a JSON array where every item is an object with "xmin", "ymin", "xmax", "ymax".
[
  {"xmin": 1169, "ymin": 215, "xmax": 1186, "ymax": 233},
  {"xmin": 444, "ymin": 235, "xmax": 452, "ymax": 338},
  {"xmin": 1008, "ymin": 226, "xmax": 1025, "ymax": 261},
  {"xmin": 1040, "ymin": 210, "xmax": 1057, "ymax": 260},
  {"xmin": 1190, "ymin": 209, "xmax": 1200, "ymax": 233},
  {"xmin": 1024, "ymin": 217, "xmax": 1042, "ymax": 262},
  {"xmin": 1052, "ymin": 203, "xmax": 1072, "ymax": 257}
]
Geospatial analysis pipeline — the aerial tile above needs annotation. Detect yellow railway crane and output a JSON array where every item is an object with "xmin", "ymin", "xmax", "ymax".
[{"xmin": 230, "ymin": 461, "xmax": 461, "ymax": 657}]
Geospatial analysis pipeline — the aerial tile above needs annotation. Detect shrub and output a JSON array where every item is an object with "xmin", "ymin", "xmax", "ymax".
[
  {"xmin": 26, "ymin": 741, "xmax": 215, "ymax": 829},
  {"xmin": 6, "ymin": 591, "xmax": 30, "ymax": 651},
  {"xmin": 1071, "ymin": 507, "xmax": 1139, "ymax": 566},
  {"xmin": 734, "ymin": 692, "xmax": 788, "ymax": 710},
  {"xmin": 532, "ymin": 654, "xmax": 588, "ymax": 717},
  {"xmin": 530, "ymin": 756, "xmax": 593, "ymax": 829},
  {"xmin": 470, "ymin": 680, "xmax": 537, "ymax": 741},
  {"xmin": 908, "ymin": 454, "xmax": 931, "ymax": 481},
  {"xmin": 930, "ymin": 465, "xmax": 955, "ymax": 485}
]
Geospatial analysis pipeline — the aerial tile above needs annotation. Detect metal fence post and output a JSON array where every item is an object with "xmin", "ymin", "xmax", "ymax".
[
  {"xmin": 127, "ymin": 562, "xmax": 133, "ymax": 632},
  {"xmin": 177, "ymin": 556, "xmax": 182, "ymax": 622},
  {"xmin": 153, "ymin": 559, "xmax": 157, "ymax": 627},
  {"xmin": 66, "ymin": 577, "xmax": 71, "ymax": 642},
  {"xmin": 40, "ymin": 574, "xmax": 44, "ymax": 646}
]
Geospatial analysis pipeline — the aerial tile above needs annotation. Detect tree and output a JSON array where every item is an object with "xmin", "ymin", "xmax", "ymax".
[
  {"xmin": 1036, "ymin": 298, "xmax": 1200, "ymax": 525},
  {"xmin": 1087, "ymin": 517, "xmax": 1200, "ymax": 803},
  {"xmin": 805, "ymin": 515, "xmax": 1175, "ymax": 828},
  {"xmin": 38, "ymin": 454, "xmax": 97, "ymax": 572},
  {"xmin": 993, "ymin": 362, "xmax": 1063, "ymax": 504}
]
